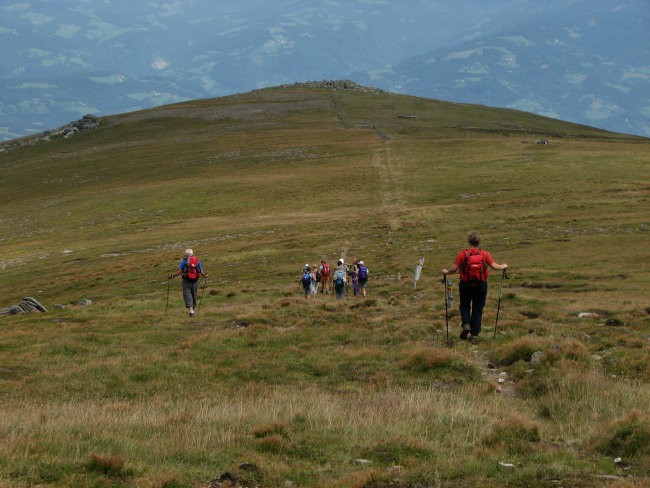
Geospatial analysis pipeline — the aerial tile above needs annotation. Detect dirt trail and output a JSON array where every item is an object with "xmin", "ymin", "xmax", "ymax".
[
  {"xmin": 470, "ymin": 347, "xmax": 517, "ymax": 398},
  {"xmin": 371, "ymin": 141, "xmax": 409, "ymax": 242},
  {"xmin": 328, "ymin": 88, "xmax": 409, "ymax": 272}
]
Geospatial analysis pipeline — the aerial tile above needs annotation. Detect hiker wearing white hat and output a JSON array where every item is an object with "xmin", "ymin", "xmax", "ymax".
[
  {"xmin": 168, "ymin": 248, "xmax": 209, "ymax": 317},
  {"xmin": 333, "ymin": 259, "xmax": 348, "ymax": 300}
]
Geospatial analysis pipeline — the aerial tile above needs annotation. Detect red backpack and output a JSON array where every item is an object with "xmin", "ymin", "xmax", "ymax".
[
  {"xmin": 183, "ymin": 256, "xmax": 200, "ymax": 281},
  {"xmin": 322, "ymin": 263, "xmax": 330, "ymax": 277},
  {"xmin": 460, "ymin": 249, "xmax": 487, "ymax": 283}
]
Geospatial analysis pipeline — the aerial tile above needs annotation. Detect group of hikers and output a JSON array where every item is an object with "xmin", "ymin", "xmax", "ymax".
[
  {"xmin": 299, "ymin": 258, "xmax": 369, "ymax": 301},
  {"xmin": 167, "ymin": 231, "xmax": 507, "ymax": 344}
]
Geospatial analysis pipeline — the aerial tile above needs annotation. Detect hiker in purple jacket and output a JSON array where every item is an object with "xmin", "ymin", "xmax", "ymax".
[{"xmin": 358, "ymin": 260, "xmax": 369, "ymax": 296}]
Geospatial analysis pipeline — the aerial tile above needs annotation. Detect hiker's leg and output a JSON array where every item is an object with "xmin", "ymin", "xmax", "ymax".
[
  {"xmin": 469, "ymin": 282, "xmax": 488, "ymax": 336},
  {"xmin": 360, "ymin": 280, "xmax": 367, "ymax": 296},
  {"xmin": 458, "ymin": 281, "xmax": 472, "ymax": 326},
  {"xmin": 182, "ymin": 280, "xmax": 193, "ymax": 308},
  {"xmin": 336, "ymin": 285, "xmax": 344, "ymax": 300},
  {"xmin": 191, "ymin": 280, "xmax": 199, "ymax": 308}
]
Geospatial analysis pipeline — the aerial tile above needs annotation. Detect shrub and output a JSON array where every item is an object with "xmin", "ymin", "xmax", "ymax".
[
  {"xmin": 544, "ymin": 339, "xmax": 591, "ymax": 364},
  {"xmin": 593, "ymin": 410, "xmax": 650, "ymax": 458},
  {"xmin": 360, "ymin": 439, "xmax": 431, "ymax": 466},
  {"xmin": 86, "ymin": 453, "xmax": 132, "ymax": 478},
  {"xmin": 492, "ymin": 337, "xmax": 553, "ymax": 366},
  {"xmin": 251, "ymin": 421, "xmax": 289, "ymax": 439},
  {"xmin": 515, "ymin": 365, "xmax": 559, "ymax": 398},
  {"xmin": 256, "ymin": 434, "xmax": 292, "ymax": 454},
  {"xmin": 482, "ymin": 414, "xmax": 541, "ymax": 454},
  {"xmin": 399, "ymin": 348, "xmax": 478, "ymax": 382}
]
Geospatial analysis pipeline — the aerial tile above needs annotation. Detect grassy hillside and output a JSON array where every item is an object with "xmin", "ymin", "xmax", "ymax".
[{"xmin": 0, "ymin": 82, "xmax": 648, "ymax": 487}]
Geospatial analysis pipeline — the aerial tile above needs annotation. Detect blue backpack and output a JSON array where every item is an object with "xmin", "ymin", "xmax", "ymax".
[
  {"xmin": 334, "ymin": 269, "xmax": 346, "ymax": 286},
  {"xmin": 302, "ymin": 271, "xmax": 312, "ymax": 287},
  {"xmin": 358, "ymin": 265, "xmax": 368, "ymax": 280}
]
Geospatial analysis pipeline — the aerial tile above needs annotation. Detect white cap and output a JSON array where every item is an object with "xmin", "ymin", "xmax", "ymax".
[
  {"xmin": 359, "ymin": 260, "xmax": 364, "ymax": 265},
  {"xmin": 185, "ymin": 248, "xmax": 193, "ymax": 256}
]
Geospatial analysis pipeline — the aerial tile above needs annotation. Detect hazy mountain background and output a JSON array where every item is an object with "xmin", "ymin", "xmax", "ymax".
[{"xmin": 1, "ymin": 0, "xmax": 648, "ymax": 141}]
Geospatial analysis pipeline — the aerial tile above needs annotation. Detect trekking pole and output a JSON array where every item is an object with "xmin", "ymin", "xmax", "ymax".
[
  {"xmin": 197, "ymin": 276, "xmax": 207, "ymax": 316},
  {"xmin": 442, "ymin": 273, "xmax": 449, "ymax": 345},
  {"xmin": 165, "ymin": 277, "xmax": 171, "ymax": 316},
  {"xmin": 493, "ymin": 268, "xmax": 509, "ymax": 339}
]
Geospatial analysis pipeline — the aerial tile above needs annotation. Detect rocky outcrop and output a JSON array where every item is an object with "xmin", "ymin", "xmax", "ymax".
[
  {"xmin": 0, "ymin": 114, "xmax": 100, "ymax": 154},
  {"xmin": 278, "ymin": 79, "xmax": 385, "ymax": 95},
  {"xmin": 0, "ymin": 297, "xmax": 47, "ymax": 316}
]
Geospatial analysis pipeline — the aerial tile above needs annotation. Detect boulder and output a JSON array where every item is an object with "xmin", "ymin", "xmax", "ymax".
[
  {"xmin": 531, "ymin": 351, "xmax": 545, "ymax": 364},
  {"xmin": 578, "ymin": 312, "xmax": 599, "ymax": 318},
  {"xmin": 1, "ymin": 297, "xmax": 47, "ymax": 316}
]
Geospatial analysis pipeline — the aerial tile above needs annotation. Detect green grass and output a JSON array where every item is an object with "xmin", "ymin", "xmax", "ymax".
[{"xmin": 0, "ymin": 83, "xmax": 649, "ymax": 487}]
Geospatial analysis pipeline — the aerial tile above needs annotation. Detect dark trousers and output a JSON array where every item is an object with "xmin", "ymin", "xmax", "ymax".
[
  {"xmin": 459, "ymin": 280, "xmax": 488, "ymax": 336},
  {"xmin": 182, "ymin": 279, "xmax": 199, "ymax": 308},
  {"xmin": 335, "ymin": 284, "xmax": 345, "ymax": 300}
]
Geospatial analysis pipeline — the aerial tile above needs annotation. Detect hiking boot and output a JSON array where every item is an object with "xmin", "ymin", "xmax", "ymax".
[
  {"xmin": 459, "ymin": 323, "xmax": 470, "ymax": 340},
  {"xmin": 470, "ymin": 335, "xmax": 479, "ymax": 345}
]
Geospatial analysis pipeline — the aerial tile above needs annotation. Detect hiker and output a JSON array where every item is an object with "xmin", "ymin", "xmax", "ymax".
[
  {"xmin": 320, "ymin": 260, "xmax": 331, "ymax": 293},
  {"xmin": 310, "ymin": 264, "xmax": 320, "ymax": 297},
  {"xmin": 300, "ymin": 264, "xmax": 312, "ymax": 301},
  {"xmin": 351, "ymin": 260, "xmax": 360, "ymax": 296},
  {"xmin": 358, "ymin": 260, "xmax": 369, "ymax": 296},
  {"xmin": 441, "ymin": 231, "xmax": 508, "ymax": 344},
  {"xmin": 333, "ymin": 259, "xmax": 347, "ymax": 300},
  {"xmin": 168, "ymin": 248, "xmax": 208, "ymax": 317}
]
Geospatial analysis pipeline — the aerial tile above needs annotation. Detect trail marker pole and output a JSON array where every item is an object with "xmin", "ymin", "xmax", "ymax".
[
  {"xmin": 413, "ymin": 258, "xmax": 424, "ymax": 289},
  {"xmin": 493, "ymin": 269, "xmax": 509, "ymax": 339}
]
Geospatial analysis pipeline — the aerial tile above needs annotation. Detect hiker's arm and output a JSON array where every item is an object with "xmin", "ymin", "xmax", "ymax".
[
  {"xmin": 201, "ymin": 270, "xmax": 209, "ymax": 278},
  {"xmin": 442, "ymin": 264, "xmax": 459, "ymax": 275},
  {"xmin": 489, "ymin": 262, "xmax": 508, "ymax": 270},
  {"xmin": 168, "ymin": 270, "xmax": 181, "ymax": 279}
]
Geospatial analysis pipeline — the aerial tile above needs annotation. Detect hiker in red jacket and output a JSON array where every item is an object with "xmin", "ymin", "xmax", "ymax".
[
  {"xmin": 442, "ymin": 231, "xmax": 508, "ymax": 344},
  {"xmin": 168, "ymin": 248, "xmax": 209, "ymax": 317},
  {"xmin": 320, "ymin": 260, "xmax": 331, "ymax": 294}
]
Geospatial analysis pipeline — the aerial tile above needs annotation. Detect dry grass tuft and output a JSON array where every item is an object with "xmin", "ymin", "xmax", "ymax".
[
  {"xmin": 256, "ymin": 434, "xmax": 293, "ymax": 454},
  {"xmin": 251, "ymin": 421, "xmax": 290, "ymax": 439},
  {"xmin": 482, "ymin": 414, "xmax": 541, "ymax": 454},
  {"xmin": 86, "ymin": 452, "xmax": 131, "ymax": 478},
  {"xmin": 492, "ymin": 336, "xmax": 554, "ymax": 366},
  {"xmin": 400, "ymin": 347, "xmax": 479, "ymax": 383},
  {"xmin": 545, "ymin": 339, "xmax": 591, "ymax": 364}
]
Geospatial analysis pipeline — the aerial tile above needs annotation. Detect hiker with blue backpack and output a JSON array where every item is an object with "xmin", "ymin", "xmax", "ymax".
[
  {"xmin": 442, "ymin": 231, "xmax": 508, "ymax": 344},
  {"xmin": 168, "ymin": 248, "xmax": 209, "ymax": 317},
  {"xmin": 300, "ymin": 264, "xmax": 313, "ymax": 301},
  {"xmin": 358, "ymin": 260, "xmax": 369, "ymax": 296},
  {"xmin": 333, "ymin": 259, "xmax": 347, "ymax": 300}
]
